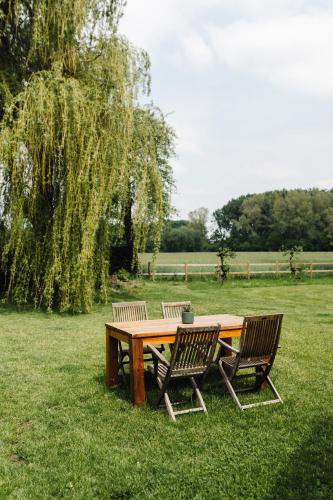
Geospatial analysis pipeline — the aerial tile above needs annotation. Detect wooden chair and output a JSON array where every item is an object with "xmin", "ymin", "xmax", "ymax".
[
  {"xmin": 161, "ymin": 301, "xmax": 192, "ymax": 353},
  {"xmin": 111, "ymin": 301, "xmax": 164, "ymax": 379},
  {"xmin": 218, "ymin": 314, "xmax": 283, "ymax": 410},
  {"xmin": 161, "ymin": 301, "xmax": 191, "ymax": 319},
  {"xmin": 148, "ymin": 324, "xmax": 220, "ymax": 421}
]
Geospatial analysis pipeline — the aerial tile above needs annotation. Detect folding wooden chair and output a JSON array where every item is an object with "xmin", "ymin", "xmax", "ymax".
[
  {"xmin": 161, "ymin": 301, "xmax": 192, "ymax": 352},
  {"xmin": 161, "ymin": 301, "xmax": 192, "ymax": 319},
  {"xmin": 218, "ymin": 314, "xmax": 283, "ymax": 410},
  {"xmin": 112, "ymin": 301, "xmax": 165, "ymax": 380},
  {"xmin": 148, "ymin": 324, "xmax": 220, "ymax": 421}
]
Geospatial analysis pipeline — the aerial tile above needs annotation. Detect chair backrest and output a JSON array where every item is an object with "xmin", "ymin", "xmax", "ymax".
[
  {"xmin": 239, "ymin": 314, "xmax": 283, "ymax": 360},
  {"xmin": 112, "ymin": 301, "xmax": 148, "ymax": 322},
  {"xmin": 169, "ymin": 325, "xmax": 220, "ymax": 376},
  {"xmin": 161, "ymin": 301, "xmax": 191, "ymax": 319}
]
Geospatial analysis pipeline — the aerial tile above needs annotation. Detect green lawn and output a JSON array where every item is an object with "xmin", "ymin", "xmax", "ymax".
[{"xmin": 1, "ymin": 278, "xmax": 332, "ymax": 498}]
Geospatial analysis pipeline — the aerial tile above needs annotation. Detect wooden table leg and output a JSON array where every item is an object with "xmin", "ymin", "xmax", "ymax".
[
  {"xmin": 222, "ymin": 337, "xmax": 233, "ymax": 356},
  {"xmin": 256, "ymin": 359, "xmax": 269, "ymax": 389},
  {"xmin": 130, "ymin": 337, "xmax": 145, "ymax": 406},
  {"xmin": 105, "ymin": 330, "xmax": 119, "ymax": 387}
]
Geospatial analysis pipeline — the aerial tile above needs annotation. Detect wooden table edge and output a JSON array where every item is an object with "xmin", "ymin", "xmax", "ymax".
[{"xmin": 105, "ymin": 320, "xmax": 243, "ymax": 339}]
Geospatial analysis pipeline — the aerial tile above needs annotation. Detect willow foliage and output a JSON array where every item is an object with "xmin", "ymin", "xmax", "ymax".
[{"xmin": 0, "ymin": 0, "xmax": 175, "ymax": 312}]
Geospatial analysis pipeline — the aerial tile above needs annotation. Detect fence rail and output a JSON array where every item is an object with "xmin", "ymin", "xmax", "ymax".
[{"xmin": 143, "ymin": 261, "xmax": 333, "ymax": 280}]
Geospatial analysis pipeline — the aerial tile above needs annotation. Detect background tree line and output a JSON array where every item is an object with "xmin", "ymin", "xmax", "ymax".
[
  {"xmin": 157, "ymin": 207, "xmax": 210, "ymax": 252},
  {"xmin": 212, "ymin": 189, "xmax": 333, "ymax": 251},
  {"xmin": 158, "ymin": 189, "xmax": 333, "ymax": 252}
]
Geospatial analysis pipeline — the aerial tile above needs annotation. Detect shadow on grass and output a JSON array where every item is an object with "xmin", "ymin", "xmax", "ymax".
[
  {"xmin": 95, "ymin": 369, "xmax": 207, "ymax": 414},
  {"xmin": 0, "ymin": 301, "xmax": 36, "ymax": 315},
  {"xmin": 267, "ymin": 416, "xmax": 333, "ymax": 499},
  {"xmin": 0, "ymin": 282, "xmax": 146, "ymax": 316},
  {"xmin": 94, "ymin": 370, "xmax": 159, "ymax": 406}
]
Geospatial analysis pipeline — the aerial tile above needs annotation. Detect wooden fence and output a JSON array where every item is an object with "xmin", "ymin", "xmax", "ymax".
[{"xmin": 143, "ymin": 261, "xmax": 333, "ymax": 280}]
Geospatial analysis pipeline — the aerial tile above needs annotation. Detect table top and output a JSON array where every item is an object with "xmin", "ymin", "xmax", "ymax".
[{"xmin": 105, "ymin": 314, "xmax": 244, "ymax": 338}]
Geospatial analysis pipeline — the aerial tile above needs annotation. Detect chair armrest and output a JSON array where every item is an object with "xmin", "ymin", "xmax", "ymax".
[
  {"xmin": 147, "ymin": 344, "xmax": 170, "ymax": 367},
  {"xmin": 218, "ymin": 339, "xmax": 239, "ymax": 354}
]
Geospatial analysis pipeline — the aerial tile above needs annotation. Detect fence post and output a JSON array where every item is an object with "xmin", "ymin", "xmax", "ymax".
[
  {"xmin": 148, "ymin": 261, "xmax": 152, "ymax": 280},
  {"xmin": 276, "ymin": 262, "xmax": 279, "ymax": 276},
  {"xmin": 310, "ymin": 262, "xmax": 313, "ymax": 278},
  {"xmin": 184, "ymin": 263, "xmax": 188, "ymax": 281},
  {"xmin": 246, "ymin": 262, "xmax": 250, "ymax": 279}
]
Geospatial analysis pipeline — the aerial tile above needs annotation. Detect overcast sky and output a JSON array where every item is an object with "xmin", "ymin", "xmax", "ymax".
[{"xmin": 119, "ymin": 0, "xmax": 333, "ymax": 219}]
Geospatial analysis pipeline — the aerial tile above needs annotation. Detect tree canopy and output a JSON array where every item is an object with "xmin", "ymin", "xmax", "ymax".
[
  {"xmin": 160, "ymin": 221, "xmax": 206, "ymax": 252},
  {"xmin": 0, "ymin": 0, "xmax": 175, "ymax": 311},
  {"xmin": 160, "ymin": 208, "xmax": 210, "ymax": 252},
  {"xmin": 211, "ymin": 189, "xmax": 333, "ymax": 251}
]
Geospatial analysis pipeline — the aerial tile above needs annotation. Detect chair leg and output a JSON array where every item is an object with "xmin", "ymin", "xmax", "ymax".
[
  {"xmin": 154, "ymin": 373, "xmax": 209, "ymax": 420},
  {"xmin": 254, "ymin": 366, "xmax": 266, "ymax": 390},
  {"xmin": 214, "ymin": 343, "xmax": 223, "ymax": 365},
  {"xmin": 219, "ymin": 362, "xmax": 283, "ymax": 410},
  {"xmin": 164, "ymin": 392, "xmax": 176, "ymax": 422},
  {"xmin": 219, "ymin": 364, "xmax": 243, "ymax": 410},
  {"xmin": 191, "ymin": 374, "xmax": 203, "ymax": 400},
  {"xmin": 155, "ymin": 375, "xmax": 168, "ymax": 408},
  {"xmin": 153, "ymin": 374, "xmax": 176, "ymax": 421},
  {"xmin": 120, "ymin": 364, "xmax": 127, "ymax": 384},
  {"xmin": 250, "ymin": 365, "xmax": 283, "ymax": 405},
  {"xmin": 266, "ymin": 376, "xmax": 283, "ymax": 404},
  {"xmin": 117, "ymin": 341, "xmax": 128, "ymax": 385},
  {"xmin": 189, "ymin": 377, "xmax": 207, "ymax": 414},
  {"xmin": 118, "ymin": 355, "xmax": 128, "ymax": 385}
]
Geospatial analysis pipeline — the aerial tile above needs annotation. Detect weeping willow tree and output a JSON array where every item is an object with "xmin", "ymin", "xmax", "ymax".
[
  {"xmin": 0, "ymin": 0, "xmax": 175, "ymax": 312},
  {"xmin": 110, "ymin": 106, "xmax": 175, "ymax": 274}
]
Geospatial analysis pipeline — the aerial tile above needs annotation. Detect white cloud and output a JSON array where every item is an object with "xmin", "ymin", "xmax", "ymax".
[
  {"xmin": 208, "ymin": 10, "xmax": 333, "ymax": 98},
  {"xmin": 119, "ymin": 2, "xmax": 181, "ymax": 50},
  {"xmin": 180, "ymin": 33, "xmax": 214, "ymax": 69},
  {"xmin": 313, "ymin": 178, "xmax": 333, "ymax": 189},
  {"xmin": 120, "ymin": 0, "xmax": 308, "ymax": 51},
  {"xmin": 121, "ymin": 4, "xmax": 333, "ymax": 96},
  {"xmin": 119, "ymin": 1, "xmax": 222, "ymax": 59},
  {"xmin": 219, "ymin": 0, "xmax": 307, "ymax": 18},
  {"xmin": 170, "ymin": 120, "xmax": 202, "ymax": 157},
  {"xmin": 120, "ymin": 2, "xmax": 333, "ymax": 215},
  {"xmin": 251, "ymin": 162, "xmax": 302, "ymax": 182}
]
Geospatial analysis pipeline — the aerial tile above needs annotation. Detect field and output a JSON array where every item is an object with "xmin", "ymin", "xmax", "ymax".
[
  {"xmin": 141, "ymin": 251, "xmax": 333, "ymax": 264},
  {"xmin": 140, "ymin": 252, "xmax": 333, "ymax": 277},
  {"xmin": 1, "ymin": 278, "xmax": 332, "ymax": 498}
]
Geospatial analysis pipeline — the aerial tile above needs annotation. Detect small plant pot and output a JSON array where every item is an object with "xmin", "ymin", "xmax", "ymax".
[{"xmin": 182, "ymin": 311, "xmax": 194, "ymax": 324}]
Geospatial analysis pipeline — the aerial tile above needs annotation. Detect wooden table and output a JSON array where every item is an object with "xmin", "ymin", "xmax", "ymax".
[{"xmin": 105, "ymin": 314, "xmax": 243, "ymax": 406}]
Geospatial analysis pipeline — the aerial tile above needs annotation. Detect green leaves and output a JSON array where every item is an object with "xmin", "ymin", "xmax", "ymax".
[
  {"xmin": 0, "ymin": 1, "xmax": 175, "ymax": 312},
  {"xmin": 212, "ymin": 189, "xmax": 333, "ymax": 251}
]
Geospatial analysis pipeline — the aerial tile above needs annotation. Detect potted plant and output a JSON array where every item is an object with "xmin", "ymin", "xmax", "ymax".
[{"xmin": 182, "ymin": 304, "xmax": 194, "ymax": 324}]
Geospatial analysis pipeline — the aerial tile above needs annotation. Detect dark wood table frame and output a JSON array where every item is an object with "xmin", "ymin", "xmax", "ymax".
[{"xmin": 105, "ymin": 314, "xmax": 243, "ymax": 406}]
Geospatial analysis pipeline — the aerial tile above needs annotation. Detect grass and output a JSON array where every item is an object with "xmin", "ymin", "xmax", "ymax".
[{"xmin": 1, "ymin": 277, "xmax": 333, "ymax": 498}]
